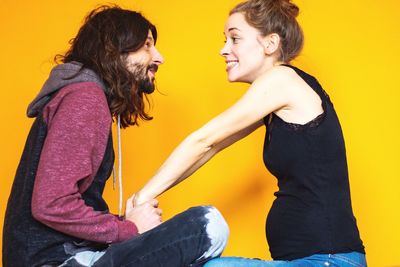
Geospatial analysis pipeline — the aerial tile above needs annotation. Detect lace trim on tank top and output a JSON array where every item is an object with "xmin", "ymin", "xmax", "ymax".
[
  {"xmin": 266, "ymin": 64, "xmax": 331, "ymax": 131},
  {"xmin": 265, "ymin": 111, "xmax": 325, "ymax": 146},
  {"xmin": 272, "ymin": 111, "xmax": 325, "ymax": 131}
]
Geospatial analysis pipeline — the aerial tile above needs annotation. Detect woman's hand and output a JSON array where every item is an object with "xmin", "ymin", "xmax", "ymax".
[
  {"xmin": 125, "ymin": 194, "xmax": 162, "ymax": 234},
  {"xmin": 132, "ymin": 192, "xmax": 148, "ymax": 207}
]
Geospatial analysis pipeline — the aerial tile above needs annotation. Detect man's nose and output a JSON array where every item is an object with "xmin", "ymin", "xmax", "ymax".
[{"xmin": 152, "ymin": 47, "xmax": 164, "ymax": 65}]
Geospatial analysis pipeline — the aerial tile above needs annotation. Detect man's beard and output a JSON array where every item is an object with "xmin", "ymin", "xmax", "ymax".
[{"xmin": 128, "ymin": 62, "xmax": 158, "ymax": 94}]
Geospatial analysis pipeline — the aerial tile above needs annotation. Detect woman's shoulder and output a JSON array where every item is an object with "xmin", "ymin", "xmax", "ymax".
[{"xmin": 253, "ymin": 65, "xmax": 299, "ymax": 92}]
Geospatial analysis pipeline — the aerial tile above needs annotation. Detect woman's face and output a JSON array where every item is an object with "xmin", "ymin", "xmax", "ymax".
[{"xmin": 220, "ymin": 12, "xmax": 268, "ymax": 83}]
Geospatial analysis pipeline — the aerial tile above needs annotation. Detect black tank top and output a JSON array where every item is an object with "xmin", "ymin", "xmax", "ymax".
[{"xmin": 263, "ymin": 65, "xmax": 365, "ymax": 260}]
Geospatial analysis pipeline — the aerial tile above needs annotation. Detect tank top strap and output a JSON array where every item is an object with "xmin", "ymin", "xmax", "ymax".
[{"xmin": 280, "ymin": 64, "xmax": 332, "ymax": 107}]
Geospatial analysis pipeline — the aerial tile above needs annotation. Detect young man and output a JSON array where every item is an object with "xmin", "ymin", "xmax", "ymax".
[{"xmin": 3, "ymin": 5, "xmax": 228, "ymax": 267}]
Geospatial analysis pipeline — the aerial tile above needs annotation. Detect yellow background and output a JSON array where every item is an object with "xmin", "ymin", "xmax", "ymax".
[{"xmin": 1, "ymin": 1, "xmax": 399, "ymax": 266}]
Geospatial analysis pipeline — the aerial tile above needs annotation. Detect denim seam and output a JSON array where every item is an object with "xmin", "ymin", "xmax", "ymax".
[
  {"xmin": 120, "ymin": 231, "xmax": 207, "ymax": 267},
  {"xmin": 331, "ymin": 254, "xmax": 363, "ymax": 267}
]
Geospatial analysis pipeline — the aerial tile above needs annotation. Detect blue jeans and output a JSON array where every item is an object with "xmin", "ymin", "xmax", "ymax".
[
  {"xmin": 58, "ymin": 206, "xmax": 229, "ymax": 267},
  {"xmin": 204, "ymin": 252, "xmax": 367, "ymax": 267}
]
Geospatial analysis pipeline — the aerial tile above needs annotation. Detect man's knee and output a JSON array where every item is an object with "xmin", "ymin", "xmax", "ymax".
[{"xmin": 189, "ymin": 205, "xmax": 229, "ymax": 259}]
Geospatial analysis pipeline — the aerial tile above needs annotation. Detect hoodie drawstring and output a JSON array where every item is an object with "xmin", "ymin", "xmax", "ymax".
[{"xmin": 112, "ymin": 115, "xmax": 123, "ymax": 217}]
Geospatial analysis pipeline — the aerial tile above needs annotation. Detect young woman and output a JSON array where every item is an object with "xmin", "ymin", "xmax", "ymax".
[{"xmin": 133, "ymin": 0, "xmax": 366, "ymax": 266}]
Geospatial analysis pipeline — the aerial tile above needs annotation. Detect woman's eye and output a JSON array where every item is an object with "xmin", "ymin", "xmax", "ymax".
[{"xmin": 223, "ymin": 37, "xmax": 239, "ymax": 44}]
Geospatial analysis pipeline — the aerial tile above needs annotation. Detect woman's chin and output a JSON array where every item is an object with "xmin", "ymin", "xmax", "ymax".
[
  {"xmin": 227, "ymin": 74, "xmax": 239, "ymax": 83},
  {"xmin": 227, "ymin": 76, "xmax": 250, "ymax": 84}
]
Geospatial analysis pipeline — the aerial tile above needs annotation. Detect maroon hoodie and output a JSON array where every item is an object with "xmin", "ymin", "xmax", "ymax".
[{"xmin": 3, "ymin": 62, "xmax": 137, "ymax": 267}]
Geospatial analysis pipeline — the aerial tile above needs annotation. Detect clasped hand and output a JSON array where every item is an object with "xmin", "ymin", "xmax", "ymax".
[{"xmin": 124, "ymin": 194, "xmax": 162, "ymax": 234}]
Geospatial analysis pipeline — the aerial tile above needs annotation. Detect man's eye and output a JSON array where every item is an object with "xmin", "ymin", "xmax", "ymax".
[{"xmin": 232, "ymin": 37, "xmax": 239, "ymax": 43}]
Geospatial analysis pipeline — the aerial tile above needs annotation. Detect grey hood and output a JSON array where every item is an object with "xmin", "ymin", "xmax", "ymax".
[{"xmin": 27, "ymin": 61, "xmax": 107, "ymax": 117}]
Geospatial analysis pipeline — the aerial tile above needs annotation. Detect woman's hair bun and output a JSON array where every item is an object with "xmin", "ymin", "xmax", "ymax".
[{"xmin": 276, "ymin": 0, "xmax": 300, "ymax": 18}]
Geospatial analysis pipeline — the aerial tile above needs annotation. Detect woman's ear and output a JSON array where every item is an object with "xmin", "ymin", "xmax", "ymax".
[{"xmin": 258, "ymin": 33, "xmax": 281, "ymax": 55}]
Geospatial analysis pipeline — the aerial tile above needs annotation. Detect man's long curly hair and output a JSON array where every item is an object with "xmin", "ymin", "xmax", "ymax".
[{"xmin": 56, "ymin": 5, "xmax": 157, "ymax": 128}]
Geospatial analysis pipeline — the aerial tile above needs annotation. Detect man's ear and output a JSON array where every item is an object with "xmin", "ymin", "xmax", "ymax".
[{"xmin": 258, "ymin": 33, "xmax": 281, "ymax": 55}]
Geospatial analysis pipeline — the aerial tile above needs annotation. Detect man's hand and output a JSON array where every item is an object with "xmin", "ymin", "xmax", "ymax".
[{"xmin": 125, "ymin": 195, "xmax": 162, "ymax": 234}]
